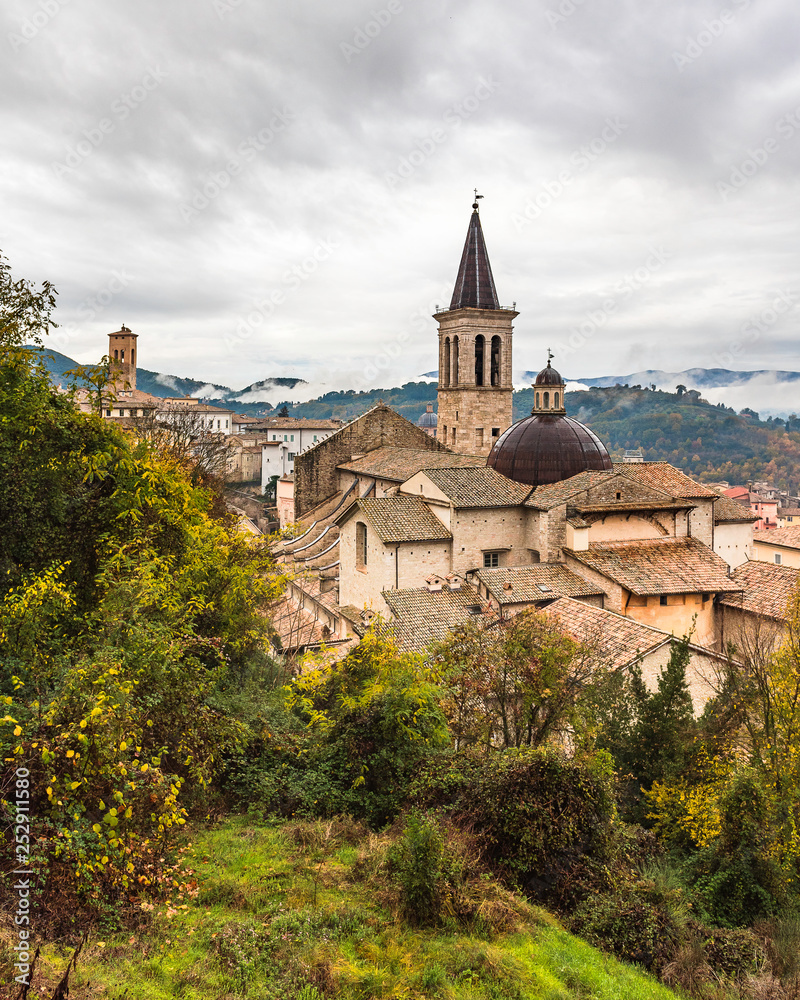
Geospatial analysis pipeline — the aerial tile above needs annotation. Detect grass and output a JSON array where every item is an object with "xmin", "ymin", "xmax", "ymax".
[{"xmin": 2, "ymin": 814, "xmax": 680, "ymax": 1000}]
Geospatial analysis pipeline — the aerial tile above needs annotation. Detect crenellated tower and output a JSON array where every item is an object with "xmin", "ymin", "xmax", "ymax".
[{"xmin": 435, "ymin": 200, "xmax": 517, "ymax": 456}]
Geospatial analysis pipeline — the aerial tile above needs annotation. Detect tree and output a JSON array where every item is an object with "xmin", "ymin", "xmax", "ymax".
[
  {"xmin": 675, "ymin": 384, "xmax": 687, "ymax": 396},
  {"xmin": 432, "ymin": 610, "xmax": 599, "ymax": 751}
]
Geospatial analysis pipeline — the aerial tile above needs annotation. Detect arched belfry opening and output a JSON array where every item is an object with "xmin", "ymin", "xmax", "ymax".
[
  {"xmin": 435, "ymin": 196, "xmax": 518, "ymax": 456},
  {"xmin": 475, "ymin": 334, "xmax": 485, "ymax": 386}
]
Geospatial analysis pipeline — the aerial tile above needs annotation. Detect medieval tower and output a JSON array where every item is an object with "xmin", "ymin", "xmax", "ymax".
[
  {"xmin": 435, "ymin": 200, "xmax": 517, "ymax": 456},
  {"xmin": 108, "ymin": 324, "xmax": 138, "ymax": 392}
]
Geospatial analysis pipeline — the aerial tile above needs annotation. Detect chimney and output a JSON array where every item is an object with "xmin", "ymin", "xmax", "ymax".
[
  {"xmin": 446, "ymin": 573, "xmax": 462, "ymax": 590},
  {"xmin": 425, "ymin": 574, "xmax": 444, "ymax": 592}
]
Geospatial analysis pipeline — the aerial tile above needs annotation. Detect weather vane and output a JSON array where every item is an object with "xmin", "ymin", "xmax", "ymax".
[
  {"xmin": 472, "ymin": 188, "xmax": 484, "ymax": 210},
  {"xmin": 548, "ymin": 347, "xmax": 554, "ymax": 364}
]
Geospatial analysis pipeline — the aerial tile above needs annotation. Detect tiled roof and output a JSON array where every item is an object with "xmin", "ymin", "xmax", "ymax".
[
  {"xmin": 381, "ymin": 583, "xmax": 498, "ymax": 652},
  {"xmin": 476, "ymin": 564, "xmax": 605, "ymax": 605},
  {"xmin": 337, "ymin": 446, "xmax": 484, "ymax": 482},
  {"xmin": 269, "ymin": 597, "xmax": 345, "ymax": 651},
  {"xmin": 543, "ymin": 597, "xmax": 670, "ymax": 668},
  {"xmin": 718, "ymin": 561, "xmax": 799, "ymax": 620},
  {"xmin": 565, "ymin": 537, "xmax": 739, "ymax": 595},
  {"xmin": 259, "ymin": 417, "xmax": 343, "ymax": 430},
  {"xmin": 421, "ymin": 467, "xmax": 533, "ymax": 508},
  {"xmin": 349, "ymin": 496, "xmax": 452, "ymax": 543},
  {"xmin": 714, "ymin": 493, "xmax": 759, "ymax": 523},
  {"xmin": 525, "ymin": 470, "xmax": 616, "ymax": 509},
  {"xmin": 780, "ymin": 508, "xmax": 800, "ymax": 517},
  {"xmin": 613, "ymin": 462, "xmax": 717, "ymax": 499},
  {"xmin": 754, "ymin": 527, "xmax": 800, "ymax": 550}
]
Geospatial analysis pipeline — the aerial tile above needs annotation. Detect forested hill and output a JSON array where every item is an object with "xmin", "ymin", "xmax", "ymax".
[
  {"xmin": 280, "ymin": 382, "xmax": 800, "ymax": 489},
  {"xmin": 559, "ymin": 385, "xmax": 800, "ymax": 488}
]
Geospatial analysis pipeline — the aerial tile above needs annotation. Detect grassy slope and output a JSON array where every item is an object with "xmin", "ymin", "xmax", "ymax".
[{"xmin": 16, "ymin": 816, "xmax": 678, "ymax": 1000}]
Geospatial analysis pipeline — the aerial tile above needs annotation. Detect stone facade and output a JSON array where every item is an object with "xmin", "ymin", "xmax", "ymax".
[
  {"xmin": 293, "ymin": 404, "xmax": 447, "ymax": 517},
  {"xmin": 436, "ymin": 306, "xmax": 517, "ymax": 456}
]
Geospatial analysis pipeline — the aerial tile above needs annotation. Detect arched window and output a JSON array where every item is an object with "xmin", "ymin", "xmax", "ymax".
[
  {"xmin": 535, "ymin": 392, "xmax": 540, "ymax": 408},
  {"xmin": 544, "ymin": 391, "xmax": 549, "ymax": 409},
  {"xmin": 120, "ymin": 349, "xmax": 125, "ymax": 361},
  {"xmin": 114, "ymin": 349, "xmax": 119, "ymax": 359},
  {"xmin": 443, "ymin": 337, "xmax": 450, "ymax": 386},
  {"xmin": 452, "ymin": 336, "xmax": 459, "ymax": 385},
  {"xmin": 554, "ymin": 392, "xmax": 559, "ymax": 408},
  {"xmin": 131, "ymin": 349, "xmax": 135, "ymax": 366},
  {"xmin": 474, "ymin": 335, "xmax": 485, "ymax": 386},
  {"xmin": 490, "ymin": 336, "xmax": 501, "ymax": 386},
  {"xmin": 356, "ymin": 522, "xmax": 368, "ymax": 568}
]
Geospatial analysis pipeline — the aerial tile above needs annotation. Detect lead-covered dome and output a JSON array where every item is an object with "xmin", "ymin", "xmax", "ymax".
[
  {"xmin": 535, "ymin": 361, "xmax": 563, "ymax": 386},
  {"xmin": 487, "ymin": 413, "xmax": 612, "ymax": 487}
]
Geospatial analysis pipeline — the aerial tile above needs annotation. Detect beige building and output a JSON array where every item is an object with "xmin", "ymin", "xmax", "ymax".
[
  {"xmin": 718, "ymin": 560, "xmax": 800, "ymax": 656},
  {"xmin": 752, "ymin": 526, "xmax": 800, "ymax": 568}
]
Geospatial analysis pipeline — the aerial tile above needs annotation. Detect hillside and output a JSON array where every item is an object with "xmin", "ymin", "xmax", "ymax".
[{"xmin": 7, "ymin": 815, "xmax": 678, "ymax": 1000}]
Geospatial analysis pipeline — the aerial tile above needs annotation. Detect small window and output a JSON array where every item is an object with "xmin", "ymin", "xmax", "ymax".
[
  {"xmin": 291, "ymin": 434, "xmax": 295, "ymax": 442},
  {"xmin": 616, "ymin": 492, "xmax": 621, "ymax": 501},
  {"xmin": 356, "ymin": 522, "xmax": 368, "ymax": 568},
  {"xmin": 475, "ymin": 428, "xmax": 484, "ymax": 448},
  {"xmin": 660, "ymin": 595, "xmax": 668, "ymax": 606},
  {"xmin": 492, "ymin": 427, "xmax": 500, "ymax": 437},
  {"xmin": 288, "ymin": 452, "xmax": 295, "ymax": 461},
  {"xmin": 105, "ymin": 409, "xmax": 111, "ymax": 416},
  {"xmin": 775, "ymin": 553, "xmax": 782, "ymax": 564},
  {"xmin": 483, "ymin": 552, "xmax": 500, "ymax": 568}
]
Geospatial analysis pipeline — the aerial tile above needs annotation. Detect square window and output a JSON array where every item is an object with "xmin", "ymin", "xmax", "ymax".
[
  {"xmin": 492, "ymin": 427, "xmax": 500, "ymax": 437},
  {"xmin": 483, "ymin": 552, "xmax": 500, "ymax": 568}
]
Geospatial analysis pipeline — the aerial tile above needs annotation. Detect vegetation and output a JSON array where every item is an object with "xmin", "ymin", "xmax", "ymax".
[{"xmin": 7, "ymin": 253, "xmax": 800, "ymax": 999}]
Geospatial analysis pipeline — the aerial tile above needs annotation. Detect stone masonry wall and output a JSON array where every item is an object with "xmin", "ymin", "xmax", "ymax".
[{"xmin": 294, "ymin": 405, "xmax": 447, "ymax": 517}]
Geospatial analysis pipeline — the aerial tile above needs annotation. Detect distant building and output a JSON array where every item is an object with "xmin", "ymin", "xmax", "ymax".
[
  {"xmin": 753, "ymin": 526, "xmax": 800, "ymax": 568},
  {"xmin": 417, "ymin": 402, "xmax": 438, "ymax": 438}
]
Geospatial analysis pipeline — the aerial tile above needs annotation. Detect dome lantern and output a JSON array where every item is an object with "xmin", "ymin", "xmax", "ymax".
[{"xmin": 486, "ymin": 353, "xmax": 612, "ymax": 487}]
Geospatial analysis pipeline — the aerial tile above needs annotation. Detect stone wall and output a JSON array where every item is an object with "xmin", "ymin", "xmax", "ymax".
[
  {"xmin": 451, "ymin": 507, "xmax": 529, "ymax": 574},
  {"xmin": 293, "ymin": 405, "xmax": 447, "ymax": 517}
]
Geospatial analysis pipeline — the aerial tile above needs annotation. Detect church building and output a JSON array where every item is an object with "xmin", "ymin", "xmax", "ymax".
[{"xmin": 270, "ymin": 201, "xmax": 776, "ymax": 709}]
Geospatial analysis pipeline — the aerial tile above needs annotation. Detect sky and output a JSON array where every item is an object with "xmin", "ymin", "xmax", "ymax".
[{"xmin": 2, "ymin": 0, "xmax": 800, "ymax": 398}]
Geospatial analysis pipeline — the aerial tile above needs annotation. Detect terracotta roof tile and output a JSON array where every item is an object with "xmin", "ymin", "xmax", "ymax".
[
  {"xmin": 525, "ymin": 470, "xmax": 616, "ymax": 509},
  {"xmin": 337, "ymin": 446, "xmax": 484, "ymax": 482},
  {"xmin": 613, "ymin": 462, "xmax": 717, "ymax": 499},
  {"xmin": 476, "ymin": 564, "xmax": 604, "ymax": 605},
  {"xmin": 754, "ymin": 527, "xmax": 800, "ymax": 551},
  {"xmin": 269, "ymin": 597, "xmax": 345, "ymax": 651},
  {"xmin": 714, "ymin": 493, "xmax": 759, "ymax": 523},
  {"xmin": 381, "ymin": 583, "xmax": 498, "ymax": 652},
  {"xmin": 718, "ymin": 561, "xmax": 799, "ymax": 620},
  {"xmin": 543, "ymin": 597, "xmax": 670, "ymax": 668},
  {"xmin": 421, "ymin": 467, "xmax": 533, "ymax": 508},
  {"xmin": 350, "ymin": 496, "xmax": 452, "ymax": 543},
  {"xmin": 565, "ymin": 537, "xmax": 739, "ymax": 595}
]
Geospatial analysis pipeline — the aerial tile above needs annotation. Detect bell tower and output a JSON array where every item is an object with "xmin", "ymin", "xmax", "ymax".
[
  {"xmin": 435, "ymin": 198, "xmax": 517, "ymax": 456},
  {"xmin": 108, "ymin": 324, "xmax": 138, "ymax": 392}
]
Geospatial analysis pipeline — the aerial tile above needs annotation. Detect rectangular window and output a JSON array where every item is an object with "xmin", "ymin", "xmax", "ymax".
[
  {"xmin": 475, "ymin": 428, "xmax": 484, "ymax": 448},
  {"xmin": 775, "ymin": 553, "xmax": 782, "ymax": 564},
  {"xmin": 291, "ymin": 434, "xmax": 294, "ymax": 441},
  {"xmin": 288, "ymin": 452, "xmax": 295, "ymax": 461},
  {"xmin": 483, "ymin": 552, "xmax": 500, "ymax": 568},
  {"xmin": 105, "ymin": 409, "xmax": 111, "ymax": 416},
  {"xmin": 492, "ymin": 427, "xmax": 500, "ymax": 437}
]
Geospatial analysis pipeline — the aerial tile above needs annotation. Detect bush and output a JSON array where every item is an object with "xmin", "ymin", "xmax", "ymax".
[
  {"xmin": 389, "ymin": 811, "xmax": 450, "ymax": 925},
  {"xmin": 412, "ymin": 746, "xmax": 615, "ymax": 910}
]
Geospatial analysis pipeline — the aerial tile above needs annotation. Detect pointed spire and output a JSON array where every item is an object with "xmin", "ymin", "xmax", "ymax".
[{"xmin": 449, "ymin": 199, "xmax": 500, "ymax": 310}]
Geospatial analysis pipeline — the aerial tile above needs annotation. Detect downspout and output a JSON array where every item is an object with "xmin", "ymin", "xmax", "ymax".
[{"xmin": 395, "ymin": 544, "xmax": 399, "ymax": 590}]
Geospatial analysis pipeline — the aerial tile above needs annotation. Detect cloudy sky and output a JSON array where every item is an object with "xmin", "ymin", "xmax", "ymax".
[{"xmin": 2, "ymin": 0, "xmax": 800, "ymax": 396}]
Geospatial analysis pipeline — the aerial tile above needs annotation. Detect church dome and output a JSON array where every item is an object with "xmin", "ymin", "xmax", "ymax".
[
  {"xmin": 535, "ymin": 360, "xmax": 563, "ymax": 386},
  {"xmin": 417, "ymin": 403, "xmax": 437, "ymax": 429},
  {"xmin": 487, "ymin": 413, "xmax": 612, "ymax": 487}
]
